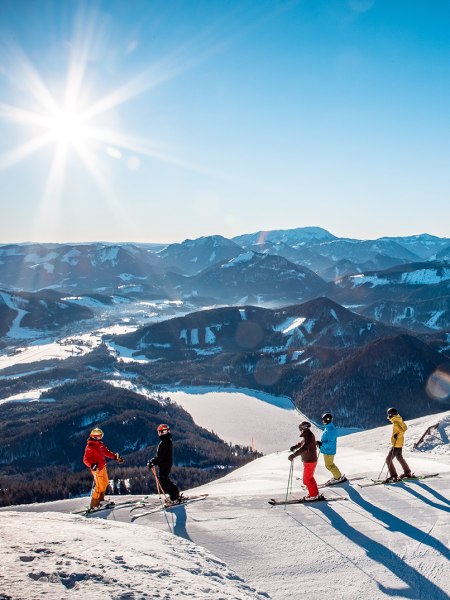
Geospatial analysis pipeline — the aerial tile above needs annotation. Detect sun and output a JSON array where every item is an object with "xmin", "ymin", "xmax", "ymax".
[
  {"xmin": 47, "ymin": 108, "xmax": 84, "ymax": 146},
  {"xmin": 0, "ymin": 8, "xmax": 223, "ymax": 212}
]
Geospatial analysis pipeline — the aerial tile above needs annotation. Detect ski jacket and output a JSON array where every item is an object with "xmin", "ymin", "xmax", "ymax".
[
  {"xmin": 390, "ymin": 415, "xmax": 407, "ymax": 447},
  {"xmin": 83, "ymin": 438, "xmax": 116, "ymax": 471},
  {"xmin": 151, "ymin": 433, "xmax": 173, "ymax": 474},
  {"xmin": 320, "ymin": 422, "xmax": 338, "ymax": 455},
  {"xmin": 291, "ymin": 428, "xmax": 318, "ymax": 463}
]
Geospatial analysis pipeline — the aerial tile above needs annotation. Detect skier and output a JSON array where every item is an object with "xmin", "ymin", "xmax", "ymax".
[
  {"xmin": 288, "ymin": 421, "xmax": 319, "ymax": 501},
  {"xmin": 147, "ymin": 424, "xmax": 182, "ymax": 503},
  {"xmin": 384, "ymin": 407, "xmax": 412, "ymax": 483},
  {"xmin": 317, "ymin": 413, "xmax": 346, "ymax": 485},
  {"xmin": 83, "ymin": 428, "xmax": 124, "ymax": 511}
]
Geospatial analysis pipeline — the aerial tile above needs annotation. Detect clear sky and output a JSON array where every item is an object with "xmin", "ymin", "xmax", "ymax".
[{"xmin": 0, "ymin": 0, "xmax": 449, "ymax": 244}]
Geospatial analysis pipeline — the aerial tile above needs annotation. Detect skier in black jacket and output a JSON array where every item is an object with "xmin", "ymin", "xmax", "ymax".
[{"xmin": 148, "ymin": 424, "xmax": 181, "ymax": 502}]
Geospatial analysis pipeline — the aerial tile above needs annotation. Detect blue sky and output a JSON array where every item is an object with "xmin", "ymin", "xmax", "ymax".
[{"xmin": 0, "ymin": 0, "xmax": 449, "ymax": 243}]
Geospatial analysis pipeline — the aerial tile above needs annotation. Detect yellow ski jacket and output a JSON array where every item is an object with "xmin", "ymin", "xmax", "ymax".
[{"xmin": 390, "ymin": 414, "xmax": 407, "ymax": 447}]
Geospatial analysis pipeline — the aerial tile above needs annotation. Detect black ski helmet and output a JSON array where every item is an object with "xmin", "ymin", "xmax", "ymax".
[
  {"xmin": 299, "ymin": 421, "xmax": 311, "ymax": 431},
  {"xmin": 322, "ymin": 413, "xmax": 333, "ymax": 424},
  {"xmin": 387, "ymin": 407, "xmax": 398, "ymax": 418}
]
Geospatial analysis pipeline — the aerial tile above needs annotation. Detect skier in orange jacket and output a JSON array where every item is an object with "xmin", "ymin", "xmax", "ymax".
[{"xmin": 83, "ymin": 428, "xmax": 124, "ymax": 510}]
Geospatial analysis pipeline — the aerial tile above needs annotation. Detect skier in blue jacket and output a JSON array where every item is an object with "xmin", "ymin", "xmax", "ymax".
[{"xmin": 316, "ymin": 413, "xmax": 346, "ymax": 485}]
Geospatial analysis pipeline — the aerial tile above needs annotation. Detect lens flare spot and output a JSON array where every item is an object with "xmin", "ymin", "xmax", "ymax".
[{"xmin": 426, "ymin": 368, "xmax": 450, "ymax": 401}]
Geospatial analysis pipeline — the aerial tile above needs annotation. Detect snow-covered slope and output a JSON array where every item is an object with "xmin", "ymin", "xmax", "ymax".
[
  {"xmin": 0, "ymin": 511, "xmax": 266, "ymax": 599},
  {"xmin": 2, "ymin": 412, "xmax": 450, "ymax": 600}
]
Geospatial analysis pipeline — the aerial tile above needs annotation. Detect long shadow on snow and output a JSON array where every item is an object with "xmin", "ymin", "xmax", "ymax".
[
  {"xmin": 408, "ymin": 482, "xmax": 450, "ymax": 508},
  {"xmin": 398, "ymin": 483, "xmax": 450, "ymax": 513},
  {"xmin": 314, "ymin": 500, "xmax": 450, "ymax": 600},
  {"xmin": 346, "ymin": 486, "xmax": 450, "ymax": 561}
]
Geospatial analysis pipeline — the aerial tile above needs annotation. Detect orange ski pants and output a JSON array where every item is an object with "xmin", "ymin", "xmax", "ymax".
[{"xmin": 91, "ymin": 467, "xmax": 109, "ymax": 508}]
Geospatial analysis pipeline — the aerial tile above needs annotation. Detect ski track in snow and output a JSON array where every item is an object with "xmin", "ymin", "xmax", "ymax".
[{"xmin": 1, "ymin": 412, "xmax": 450, "ymax": 599}]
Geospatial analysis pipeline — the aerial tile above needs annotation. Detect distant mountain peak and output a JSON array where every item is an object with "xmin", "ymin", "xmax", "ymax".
[{"xmin": 232, "ymin": 227, "xmax": 336, "ymax": 247}]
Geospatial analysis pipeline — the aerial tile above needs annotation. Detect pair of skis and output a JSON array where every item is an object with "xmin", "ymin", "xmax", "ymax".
[
  {"xmin": 130, "ymin": 493, "xmax": 209, "ymax": 514},
  {"xmin": 317, "ymin": 475, "xmax": 366, "ymax": 489},
  {"xmin": 130, "ymin": 494, "xmax": 209, "ymax": 520},
  {"xmin": 269, "ymin": 475, "xmax": 364, "ymax": 506},
  {"xmin": 268, "ymin": 494, "xmax": 347, "ymax": 506},
  {"xmin": 72, "ymin": 494, "xmax": 209, "ymax": 517},
  {"xmin": 357, "ymin": 473, "xmax": 439, "ymax": 488},
  {"xmin": 71, "ymin": 498, "xmax": 143, "ymax": 516}
]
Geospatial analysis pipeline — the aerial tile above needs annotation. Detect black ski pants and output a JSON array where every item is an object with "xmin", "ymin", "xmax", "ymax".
[
  {"xmin": 159, "ymin": 470, "xmax": 180, "ymax": 501},
  {"xmin": 386, "ymin": 447, "xmax": 411, "ymax": 478}
]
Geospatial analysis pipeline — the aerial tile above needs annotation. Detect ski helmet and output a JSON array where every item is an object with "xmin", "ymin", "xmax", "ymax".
[
  {"xmin": 157, "ymin": 423, "xmax": 170, "ymax": 435},
  {"xmin": 387, "ymin": 407, "xmax": 398, "ymax": 418},
  {"xmin": 299, "ymin": 421, "xmax": 311, "ymax": 431},
  {"xmin": 90, "ymin": 427, "xmax": 104, "ymax": 440},
  {"xmin": 322, "ymin": 413, "xmax": 333, "ymax": 424}
]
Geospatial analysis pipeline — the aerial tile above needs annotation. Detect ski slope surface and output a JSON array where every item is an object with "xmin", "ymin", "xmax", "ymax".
[{"xmin": 1, "ymin": 412, "xmax": 450, "ymax": 600}]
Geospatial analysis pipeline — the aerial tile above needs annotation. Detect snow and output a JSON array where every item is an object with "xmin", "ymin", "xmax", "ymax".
[
  {"xmin": 166, "ymin": 388, "xmax": 302, "ymax": 454},
  {"xmin": 62, "ymin": 295, "xmax": 106, "ymax": 308},
  {"xmin": 103, "ymin": 379, "xmax": 167, "ymax": 404},
  {"xmin": 221, "ymin": 252, "xmax": 254, "ymax": 268},
  {"xmin": 0, "ymin": 386, "xmax": 53, "ymax": 406},
  {"xmin": 98, "ymin": 246, "xmax": 119, "ymax": 265},
  {"xmin": 62, "ymin": 249, "xmax": 81, "ymax": 264},
  {"xmin": 275, "ymin": 316, "xmax": 306, "ymax": 334},
  {"xmin": 0, "ymin": 291, "xmax": 37, "ymax": 339},
  {"xmin": 24, "ymin": 251, "xmax": 58, "ymax": 268},
  {"xmin": 425, "ymin": 310, "xmax": 445, "ymax": 329},
  {"xmin": 96, "ymin": 323, "xmax": 138, "ymax": 336},
  {"xmin": 0, "ymin": 511, "xmax": 265, "ymax": 599},
  {"xmin": 204, "ymin": 326, "xmax": 216, "ymax": 344},
  {"xmin": 0, "ymin": 336, "xmax": 98, "ymax": 371},
  {"xmin": 330, "ymin": 308, "xmax": 339, "ymax": 321},
  {"xmin": 350, "ymin": 268, "xmax": 450, "ymax": 288},
  {"xmin": 401, "ymin": 268, "xmax": 450, "ymax": 285},
  {"xmin": 190, "ymin": 328, "xmax": 199, "ymax": 345},
  {"xmin": 2, "ymin": 411, "xmax": 450, "ymax": 599},
  {"xmin": 107, "ymin": 341, "xmax": 152, "ymax": 363},
  {"xmin": 350, "ymin": 274, "xmax": 391, "ymax": 287}
]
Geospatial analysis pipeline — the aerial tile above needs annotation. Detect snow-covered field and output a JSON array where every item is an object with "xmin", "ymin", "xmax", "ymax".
[
  {"xmin": 166, "ymin": 387, "xmax": 303, "ymax": 454},
  {"xmin": 0, "ymin": 335, "xmax": 100, "ymax": 371},
  {"xmin": 1, "ymin": 411, "xmax": 450, "ymax": 599}
]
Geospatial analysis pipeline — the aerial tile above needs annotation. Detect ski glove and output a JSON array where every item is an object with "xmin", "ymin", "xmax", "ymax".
[
  {"xmin": 115, "ymin": 453, "xmax": 124, "ymax": 463},
  {"xmin": 147, "ymin": 460, "xmax": 154, "ymax": 469},
  {"xmin": 288, "ymin": 454, "xmax": 295, "ymax": 461},
  {"xmin": 289, "ymin": 445, "xmax": 297, "ymax": 452},
  {"xmin": 316, "ymin": 441, "xmax": 322, "ymax": 448},
  {"xmin": 393, "ymin": 434, "xmax": 398, "ymax": 440},
  {"xmin": 91, "ymin": 463, "xmax": 98, "ymax": 471}
]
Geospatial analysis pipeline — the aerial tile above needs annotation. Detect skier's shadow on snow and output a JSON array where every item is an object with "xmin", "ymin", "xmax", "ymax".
[
  {"xmin": 316, "ymin": 488, "xmax": 450, "ymax": 599},
  {"xmin": 345, "ymin": 486, "xmax": 450, "ymax": 561},
  {"xmin": 402, "ymin": 482, "xmax": 450, "ymax": 509},
  {"xmin": 171, "ymin": 505, "xmax": 192, "ymax": 542}
]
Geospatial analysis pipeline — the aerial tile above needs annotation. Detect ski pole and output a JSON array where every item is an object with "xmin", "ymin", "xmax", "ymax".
[
  {"xmin": 151, "ymin": 466, "xmax": 173, "ymax": 534},
  {"xmin": 378, "ymin": 446, "xmax": 394, "ymax": 481},
  {"xmin": 284, "ymin": 460, "xmax": 294, "ymax": 509},
  {"xmin": 89, "ymin": 476, "xmax": 96, "ymax": 506}
]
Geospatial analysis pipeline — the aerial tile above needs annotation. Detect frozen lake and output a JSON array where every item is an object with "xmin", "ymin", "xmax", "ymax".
[{"xmin": 167, "ymin": 388, "xmax": 305, "ymax": 454}]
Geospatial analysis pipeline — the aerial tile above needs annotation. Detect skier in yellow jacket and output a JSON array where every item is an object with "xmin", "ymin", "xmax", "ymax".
[{"xmin": 384, "ymin": 407, "xmax": 412, "ymax": 483}]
